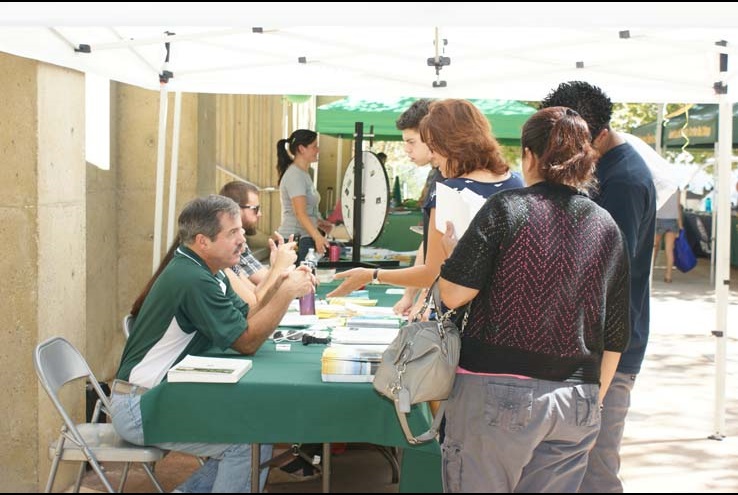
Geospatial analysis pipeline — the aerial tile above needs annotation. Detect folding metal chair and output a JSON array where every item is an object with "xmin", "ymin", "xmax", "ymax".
[
  {"xmin": 34, "ymin": 336, "xmax": 165, "ymax": 493},
  {"xmin": 121, "ymin": 314, "xmax": 135, "ymax": 339}
]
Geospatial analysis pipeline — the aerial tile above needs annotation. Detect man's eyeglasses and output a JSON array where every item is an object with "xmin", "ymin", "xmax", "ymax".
[{"xmin": 239, "ymin": 204, "xmax": 261, "ymax": 214}]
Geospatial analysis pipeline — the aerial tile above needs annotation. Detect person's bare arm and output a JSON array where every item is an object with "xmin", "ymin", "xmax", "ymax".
[
  {"xmin": 231, "ymin": 266, "xmax": 314, "ymax": 355},
  {"xmin": 248, "ymin": 267, "xmax": 269, "ymax": 286},
  {"xmin": 292, "ymin": 195, "xmax": 330, "ymax": 255},
  {"xmin": 438, "ymin": 276, "xmax": 479, "ymax": 310},
  {"xmin": 328, "ymin": 208, "xmax": 444, "ymax": 297},
  {"xmin": 224, "ymin": 268, "xmax": 257, "ymax": 307},
  {"xmin": 252, "ymin": 236, "xmax": 298, "ymax": 302},
  {"xmin": 393, "ymin": 242, "xmax": 424, "ymax": 316}
]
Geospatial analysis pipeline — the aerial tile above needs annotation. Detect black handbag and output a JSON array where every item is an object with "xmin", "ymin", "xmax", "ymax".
[{"xmin": 373, "ymin": 280, "xmax": 467, "ymax": 444}]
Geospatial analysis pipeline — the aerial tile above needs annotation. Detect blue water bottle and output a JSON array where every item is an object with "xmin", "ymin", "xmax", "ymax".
[{"xmin": 705, "ymin": 196, "xmax": 712, "ymax": 213}]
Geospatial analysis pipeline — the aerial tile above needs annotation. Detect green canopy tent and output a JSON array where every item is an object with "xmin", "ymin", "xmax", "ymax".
[
  {"xmin": 316, "ymin": 97, "xmax": 536, "ymax": 146},
  {"xmin": 631, "ymin": 103, "xmax": 738, "ymax": 149}
]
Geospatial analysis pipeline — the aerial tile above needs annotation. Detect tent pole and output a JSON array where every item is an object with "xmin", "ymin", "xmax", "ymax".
[
  {"xmin": 711, "ymin": 142, "xmax": 718, "ymax": 286},
  {"xmin": 152, "ymin": 83, "xmax": 169, "ymax": 273},
  {"xmin": 166, "ymin": 91, "xmax": 183, "ymax": 247},
  {"xmin": 335, "ymin": 139, "xmax": 343, "ymax": 209},
  {"xmin": 711, "ymin": 64, "xmax": 732, "ymax": 440},
  {"xmin": 352, "ymin": 123, "xmax": 363, "ymax": 264},
  {"xmin": 655, "ymin": 103, "xmax": 664, "ymax": 155}
]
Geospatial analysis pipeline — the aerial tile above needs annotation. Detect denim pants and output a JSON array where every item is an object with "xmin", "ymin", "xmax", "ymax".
[
  {"xmin": 111, "ymin": 392, "xmax": 272, "ymax": 492},
  {"xmin": 579, "ymin": 371, "xmax": 637, "ymax": 493},
  {"xmin": 442, "ymin": 374, "xmax": 600, "ymax": 493}
]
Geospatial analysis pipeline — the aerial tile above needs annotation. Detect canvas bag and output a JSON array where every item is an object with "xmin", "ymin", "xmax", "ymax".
[
  {"xmin": 674, "ymin": 228, "xmax": 697, "ymax": 273},
  {"xmin": 373, "ymin": 280, "xmax": 466, "ymax": 444}
]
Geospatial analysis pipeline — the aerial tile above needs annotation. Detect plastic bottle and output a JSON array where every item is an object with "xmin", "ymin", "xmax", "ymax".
[
  {"xmin": 298, "ymin": 261, "xmax": 316, "ymax": 315},
  {"xmin": 299, "ymin": 249, "xmax": 319, "ymax": 315},
  {"xmin": 329, "ymin": 242, "xmax": 341, "ymax": 262},
  {"xmin": 705, "ymin": 196, "xmax": 712, "ymax": 213},
  {"xmin": 304, "ymin": 248, "xmax": 319, "ymax": 273}
]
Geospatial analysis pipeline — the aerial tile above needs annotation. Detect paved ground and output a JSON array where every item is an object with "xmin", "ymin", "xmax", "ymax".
[
  {"xmin": 73, "ymin": 257, "xmax": 738, "ymax": 493},
  {"xmin": 620, "ymin": 257, "xmax": 738, "ymax": 492}
]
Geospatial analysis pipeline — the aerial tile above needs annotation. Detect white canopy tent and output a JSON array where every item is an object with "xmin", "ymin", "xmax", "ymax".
[
  {"xmin": 0, "ymin": 1, "xmax": 735, "ymax": 437},
  {"xmin": 0, "ymin": 8, "xmax": 736, "ymax": 102}
]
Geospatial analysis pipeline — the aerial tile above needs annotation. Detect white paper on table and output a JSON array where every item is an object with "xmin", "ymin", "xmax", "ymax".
[
  {"xmin": 344, "ymin": 302, "xmax": 397, "ymax": 316},
  {"xmin": 435, "ymin": 182, "xmax": 486, "ymax": 237},
  {"xmin": 278, "ymin": 314, "xmax": 320, "ymax": 328}
]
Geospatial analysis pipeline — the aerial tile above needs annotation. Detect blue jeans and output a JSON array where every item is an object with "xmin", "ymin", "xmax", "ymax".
[
  {"xmin": 579, "ymin": 371, "xmax": 637, "ymax": 493},
  {"xmin": 111, "ymin": 392, "xmax": 272, "ymax": 492}
]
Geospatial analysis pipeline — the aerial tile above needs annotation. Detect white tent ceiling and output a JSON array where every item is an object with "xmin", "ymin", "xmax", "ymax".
[{"xmin": 1, "ymin": 2, "xmax": 738, "ymax": 102}]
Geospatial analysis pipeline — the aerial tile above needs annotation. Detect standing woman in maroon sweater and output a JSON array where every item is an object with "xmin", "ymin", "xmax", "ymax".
[{"xmin": 438, "ymin": 107, "xmax": 630, "ymax": 493}]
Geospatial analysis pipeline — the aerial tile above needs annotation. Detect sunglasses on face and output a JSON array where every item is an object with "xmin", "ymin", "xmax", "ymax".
[{"xmin": 239, "ymin": 204, "xmax": 261, "ymax": 214}]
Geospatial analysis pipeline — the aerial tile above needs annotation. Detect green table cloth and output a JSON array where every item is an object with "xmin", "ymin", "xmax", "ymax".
[
  {"xmin": 371, "ymin": 210, "xmax": 423, "ymax": 252},
  {"xmin": 140, "ymin": 282, "xmax": 442, "ymax": 492}
]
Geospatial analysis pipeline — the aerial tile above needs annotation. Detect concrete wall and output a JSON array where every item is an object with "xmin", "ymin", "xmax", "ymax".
[
  {"xmin": 115, "ymin": 86, "xmax": 201, "ymax": 327},
  {"xmin": 0, "ymin": 51, "xmax": 295, "ymax": 492},
  {"xmin": 86, "ymin": 148, "xmax": 121, "ymax": 378},
  {"xmin": 213, "ymin": 93, "xmax": 285, "ymax": 235},
  {"xmin": 0, "ymin": 53, "xmax": 86, "ymax": 491},
  {"xmin": 0, "ymin": 54, "xmax": 205, "ymax": 490}
]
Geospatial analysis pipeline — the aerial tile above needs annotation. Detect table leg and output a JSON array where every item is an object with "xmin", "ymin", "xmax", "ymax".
[
  {"xmin": 251, "ymin": 443, "xmax": 260, "ymax": 493},
  {"xmin": 322, "ymin": 442, "xmax": 331, "ymax": 493}
]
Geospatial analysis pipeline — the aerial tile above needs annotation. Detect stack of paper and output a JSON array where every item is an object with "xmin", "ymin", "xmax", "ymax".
[
  {"xmin": 167, "ymin": 355, "xmax": 252, "ymax": 383},
  {"xmin": 278, "ymin": 314, "xmax": 320, "ymax": 328},
  {"xmin": 330, "ymin": 327, "xmax": 399, "ymax": 345},
  {"xmin": 435, "ymin": 181, "xmax": 487, "ymax": 237},
  {"xmin": 345, "ymin": 316, "xmax": 402, "ymax": 329},
  {"xmin": 326, "ymin": 297, "xmax": 378, "ymax": 307},
  {"xmin": 321, "ymin": 345, "xmax": 385, "ymax": 383}
]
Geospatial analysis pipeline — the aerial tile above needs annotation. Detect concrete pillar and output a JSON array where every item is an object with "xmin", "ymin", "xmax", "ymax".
[
  {"xmin": 115, "ymin": 84, "xmax": 200, "ymax": 323},
  {"xmin": 0, "ymin": 53, "xmax": 86, "ymax": 491},
  {"xmin": 197, "ymin": 93, "xmax": 217, "ymax": 197}
]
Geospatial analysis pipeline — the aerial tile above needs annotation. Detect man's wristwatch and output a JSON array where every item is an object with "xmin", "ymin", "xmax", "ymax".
[{"xmin": 371, "ymin": 267, "xmax": 380, "ymax": 284}]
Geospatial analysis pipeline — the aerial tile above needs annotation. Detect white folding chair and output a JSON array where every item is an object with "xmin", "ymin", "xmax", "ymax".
[{"xmin": 34, "ymin": 336, "xmax": 165, "ymax": 493}]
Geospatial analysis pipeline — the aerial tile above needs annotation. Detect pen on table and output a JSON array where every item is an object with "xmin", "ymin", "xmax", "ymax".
[{"xmin": 174, "ymin": 367, "xmax": 233, "ymax": 373}]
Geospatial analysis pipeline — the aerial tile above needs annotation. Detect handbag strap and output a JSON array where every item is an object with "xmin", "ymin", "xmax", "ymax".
[
  {"xmin": 432, "ymin": 279, "xmax": 471, "ymax": 334},
  {"xmin": 412, "ymin": 277, "xmax": 471, "ymax": 331},
  {"xmin": 394, "ymin": 400, "xmax": 447, "ymax": 445},
  {"xmin": 410, "ymin": 280, "xmax": 437, "ymax": 323}
]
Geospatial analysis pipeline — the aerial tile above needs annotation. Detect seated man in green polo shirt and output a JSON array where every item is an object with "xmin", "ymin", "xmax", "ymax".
[{"xmin": 111, "ymin": 194, "xmax": 315, "ymax": 493}]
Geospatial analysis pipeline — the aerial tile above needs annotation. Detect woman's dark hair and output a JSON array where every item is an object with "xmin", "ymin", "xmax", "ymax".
[
  {"xmin": 130, "ymin": 237, "xmax": 180, "ymax": 317},
  {"xmin": 276, "ymin": 129, "xmax": 318, "ymax": 184},
  {"xmin": 418, "ymin": 99, "xmax": 509, "ymax": 178},
  {"xmin": 521, "ymin": 106, "xmax": 599, "ymax": 192}
]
